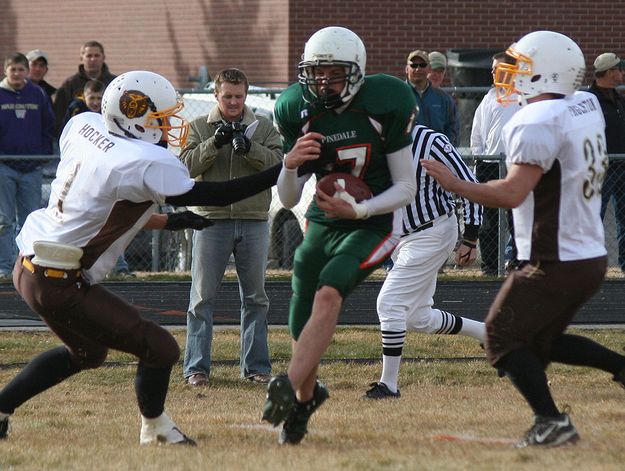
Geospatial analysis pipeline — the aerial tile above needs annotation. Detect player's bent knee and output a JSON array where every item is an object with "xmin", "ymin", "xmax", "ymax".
[
  {"xmin": 377, "ymin": 301, "xmax": 408, "ymax": 331},
  {"xmin": 71, "ymin": 346, "xmax": 108, "ymax": 370},
  {"xmin": 141, "ymin": 321, "xmax": 180, "ymax": 368}
]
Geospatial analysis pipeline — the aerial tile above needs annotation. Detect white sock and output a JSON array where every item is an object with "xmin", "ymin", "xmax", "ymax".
[
  {"xmin": 459, "ymin": 317, "xmax": 486, "ymax": 342},
  {"xmin": 380, "ymin": 355, "xmax": 402, "ymax": 393}
]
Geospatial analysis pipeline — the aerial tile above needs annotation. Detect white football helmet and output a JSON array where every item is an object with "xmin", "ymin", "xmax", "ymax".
[
  {"xmin": 101, "ymin": 71, "xmax": 189, "ymax": 147},
  {"xmin": 495, "ymin": 31, "xmax": 585, "ymax": 103},
  {"xmin": 298, "ymin": 26, "xmax": 366, "ymax": 109}
]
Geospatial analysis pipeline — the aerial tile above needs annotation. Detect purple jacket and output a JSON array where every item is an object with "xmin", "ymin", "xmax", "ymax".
[{"xmin": 0, "ymin": 79, "xmax": 55, "ymax": 172}]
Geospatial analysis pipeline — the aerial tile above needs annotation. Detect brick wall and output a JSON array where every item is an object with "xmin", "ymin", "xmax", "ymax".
[{"xmin": 1, "ymin": 0, "xmax": 622, "ymax": 89}]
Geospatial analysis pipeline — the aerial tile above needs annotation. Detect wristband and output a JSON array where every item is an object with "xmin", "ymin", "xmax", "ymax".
[{"xmin": 462, "ymin": 240, "xmax": 477, "ymax": 249}]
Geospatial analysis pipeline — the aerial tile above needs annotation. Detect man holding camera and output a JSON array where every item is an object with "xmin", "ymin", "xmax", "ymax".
[{"xmin": 179, "ymin": 68, "xmax": 283, "ymax": 386}]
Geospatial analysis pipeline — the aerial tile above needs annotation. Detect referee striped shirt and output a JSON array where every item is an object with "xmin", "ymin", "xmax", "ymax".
[{"xmin": 402, "ymin": 125, "xmax": 482, "ymax": 235}]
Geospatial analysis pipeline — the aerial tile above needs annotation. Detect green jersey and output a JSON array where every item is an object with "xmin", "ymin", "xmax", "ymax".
[{"xmin": 274, "ymin": 74, "xmax": 416, "ymax": 231}]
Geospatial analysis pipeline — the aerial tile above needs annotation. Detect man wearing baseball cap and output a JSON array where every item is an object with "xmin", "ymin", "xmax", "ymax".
[
  {"xmin": 427, "ymin": 51, "xmax": 448, "ymax": 88},
  {"xmin": 588, "ymin": 52, "xmax": 625, "ymax": 272},
  {"xmin": 25, "ymin": 49, "xmax": 56, "ymax": 103},
  {"xmin": 405, "ymin": 49, "xmax": 458, "ymax": 145}
]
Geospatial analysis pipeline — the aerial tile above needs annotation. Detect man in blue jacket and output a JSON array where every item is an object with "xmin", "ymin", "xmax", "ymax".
[
  {"xmin": 0, "ymin": 53, "xmax": 55, "ymax": 280},
  {"xmin": 405, "ymin": 50, "xmax": 459, "ymax": 145}
]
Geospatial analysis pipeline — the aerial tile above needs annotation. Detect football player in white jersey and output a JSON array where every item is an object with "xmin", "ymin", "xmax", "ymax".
[
  {"xmin": 0, "ymin": 71, "xmax": 284, "ymax": 444},
  {"xmin": 422, "ymin": 31, "xmax": 625, "ymax": 448}
]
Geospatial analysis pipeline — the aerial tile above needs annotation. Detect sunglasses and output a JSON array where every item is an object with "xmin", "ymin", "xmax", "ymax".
[{"xmin": 409, "ymin": 62, "xmax": 428, "ymax": 69}]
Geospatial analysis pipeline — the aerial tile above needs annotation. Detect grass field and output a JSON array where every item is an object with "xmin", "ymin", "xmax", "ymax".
[{"xmin": 1, "ymin": 327, "xmax": 625, "ymax": 470}]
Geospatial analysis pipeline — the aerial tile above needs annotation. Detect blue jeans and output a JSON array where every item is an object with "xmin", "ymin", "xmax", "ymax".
[
  {"xmin": 601, "ymin": 162, "xmax": 625, "ymax": 272},
  {"xmin": 183, "ymin": 219, "xmax": 271, "ymax": 379},
  {"xmin": 0, "ymin": 164, "xmax": 42, "ymax": 274}
]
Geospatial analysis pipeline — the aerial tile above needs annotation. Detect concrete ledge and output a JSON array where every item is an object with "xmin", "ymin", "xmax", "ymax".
[{"xmin": 1, "ymin": 280, "xmax": 624, "ymax": 327}]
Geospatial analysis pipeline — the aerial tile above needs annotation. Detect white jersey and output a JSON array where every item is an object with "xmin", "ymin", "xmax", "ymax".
[
  {"xmin": 502, "ymin": 91, "xmax": 608, "ymax": 262},
  {"xmin": 17, "ymin": 112, "xmax": 194, "ymax": 283},
  {"xmin": 470, "ymin": 87, "xmax": 521, "ymax": 156}
]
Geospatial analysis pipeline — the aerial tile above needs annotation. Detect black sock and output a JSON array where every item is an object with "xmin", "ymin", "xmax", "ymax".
[
  {"xmin": 0, "ymin": 346, "xmax": 81, "ymax": 414},
  {"xmin": 135, "ymin": 363, "xmax": 171, "ymax": 418},
  {"xmin": 552, "ymin": 334, "xmax": 625, "ymax": 375},
  {"xmin": 497, "ymin": 348, "xmax": 560, "ymax": 418}
]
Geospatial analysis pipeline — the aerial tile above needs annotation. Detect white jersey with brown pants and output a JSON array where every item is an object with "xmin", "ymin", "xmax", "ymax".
[
  {"xmin": 486, "ymin": 91, "xmax": 609, "ymax": 367},
  {"xmin": 0, "ymin": 112, "xmax": 194, "ymax": 419}
]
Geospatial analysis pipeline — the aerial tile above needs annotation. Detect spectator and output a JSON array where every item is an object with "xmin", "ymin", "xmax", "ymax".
[
  {"xmin": 260, "ymin": 26, "xmax": 416, "ymax": 445},
  {"xmin": 422, "ymin": 30, "xmax": 625, "ymax": 449},
  {"xmin": 180, "ymin": 68, "xmax": 282, "ymax": 386},
  {"xmin": 587, "ymin": 52, "xmax": 625, "ymax": 273},
  {"xmin": 0, "ymin": 70, "xmax": 286, "ymax": 444},
  {"xmin": 470, "ymin": 52, "xmax": 521, "ymax": 276},
  {"xmin": 53, "ymin": 40, "xmax": 116, "ymax": 136},
  {"xmin": 405, "ymin": 49, "xmax": 459, "ymax": 145},
  {"xmin": 0, "ymin": 53, "xmax": 55, "ymax": 281},
  {"xmin": 62, "ymin": 79, "xmax": 104, "ymax": 129},
  {"xmin": 25, "ymin": 49, "xmax": 56, "ymax": 103},
  {"xmin": 427, "ymin": 51, "xmax": 447, "ymax": 87},
  {"xmin": 364, "ymin": 124, "xmax": 484, "ymax": 400}
]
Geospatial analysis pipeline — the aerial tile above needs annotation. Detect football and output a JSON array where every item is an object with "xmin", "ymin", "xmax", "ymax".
[{"xmin": 316, "ymin": 173, "xmax": 372, "ymax": 203}]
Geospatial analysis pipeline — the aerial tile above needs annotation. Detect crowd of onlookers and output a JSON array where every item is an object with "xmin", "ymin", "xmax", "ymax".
[{"xmin": 1, "ymin": 41, "xmax": 624, "ymax": 281}]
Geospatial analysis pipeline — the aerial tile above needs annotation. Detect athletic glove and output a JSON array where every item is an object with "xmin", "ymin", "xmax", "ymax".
[
  {"xmin": 214, "ymin": 122, "xmax": 234, "ymax": 148},
  {"xmin": 165, "ymin": 211, "xmax": 213, "ymax": 231}
]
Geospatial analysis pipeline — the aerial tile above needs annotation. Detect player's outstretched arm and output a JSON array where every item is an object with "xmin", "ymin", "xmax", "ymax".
[
  {"xmin": 165, "ymin": 163, "xmax": 282, "ymax": 207},
  {"xmin": 421, "ymin": 160, "xmax": 543, "ymax": 208}
]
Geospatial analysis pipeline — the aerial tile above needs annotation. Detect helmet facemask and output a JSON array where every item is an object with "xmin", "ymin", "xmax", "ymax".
[
  {"xmin": 144, "ymin": 98, "xmax": 189, "ymax": 148},
  {"xmin": 298, "ymin": 60, "xmax": 363, "ymax": 109}
]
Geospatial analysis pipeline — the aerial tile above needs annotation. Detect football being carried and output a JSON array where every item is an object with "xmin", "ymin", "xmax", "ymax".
[{"xmin": 316, "ymin": 173, "xmax": 372, "ymax": 203}]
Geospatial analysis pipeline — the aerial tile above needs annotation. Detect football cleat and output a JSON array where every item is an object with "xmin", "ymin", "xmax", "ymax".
[
  {"xmin": 140, "ymin": 412, "xmax": 196, "ymax": 446},
  {"xmin": 261, "ymin": 374, "xmax": 296, "ymax": 427},
  {"xmin": 279, "ymin": 380, "xmax": 329, "ymax": 445},
  {"xmin": 0, "ymin": 414, "xmax": 10, "ymax": 439},
  {"xmin": 515, "ymin": 413, "xmax": 579, "ymax": 448},
  {"xmin": 362, "ymin": 382, "xmax": 400, "ymax": 399}
]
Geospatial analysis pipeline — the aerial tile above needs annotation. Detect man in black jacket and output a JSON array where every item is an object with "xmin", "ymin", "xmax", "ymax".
[
  {"xmin": 588, "ymin": 52, "xmax": 625, "ymax": 272},
  {"xmin": 53, "ymin": 40, "xmax": 116, "ymax": 136}
]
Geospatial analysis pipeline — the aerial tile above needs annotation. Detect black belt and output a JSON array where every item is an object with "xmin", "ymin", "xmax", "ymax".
[{"xmin": 404, "ymin": 211, "xmax": 454, "ymax": 236}]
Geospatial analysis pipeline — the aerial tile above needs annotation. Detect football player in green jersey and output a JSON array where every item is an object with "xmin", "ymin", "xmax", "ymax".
[{"xmin": 261, "ymin": 26, "xmax": 417, "ymax": 444}]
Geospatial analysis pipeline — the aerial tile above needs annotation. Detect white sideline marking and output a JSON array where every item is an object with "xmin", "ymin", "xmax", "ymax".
[
  {"xmin": 431, "ymin": 433, "xmax": 516, "ymax": 445},
  {"xmin": 230, "ymin": 422, "xmax": 277, "ymax": 432}
]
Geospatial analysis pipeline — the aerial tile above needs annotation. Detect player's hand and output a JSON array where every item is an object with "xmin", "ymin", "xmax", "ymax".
[
  {"xmin": 315, "ymin": 185, "xmax": 359, "ymax": 219},
  {"xmin": 165, "ymin": 211, "xmax": 214, "ymax": 231},
  {"xmin": 420, "ymin": 159, "xmax": 459, "ymax": 192},
  {"xmin": 455, "ymin": 239, "xmax": 478, "ymax": 266},
  {"xmin": 284, "ymin": 132, "xmax": 324, "ymax": 170}
]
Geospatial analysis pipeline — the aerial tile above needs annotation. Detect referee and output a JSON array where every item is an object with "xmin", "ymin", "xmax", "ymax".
[{"xmin": 365, "ymin": 124, "xmax": 485, "ymax": 399}]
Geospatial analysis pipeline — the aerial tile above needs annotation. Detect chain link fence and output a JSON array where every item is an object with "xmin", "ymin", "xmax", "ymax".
[{"xmin": 4, "ymin": 86, "xmax": 624, "ymax": 276}]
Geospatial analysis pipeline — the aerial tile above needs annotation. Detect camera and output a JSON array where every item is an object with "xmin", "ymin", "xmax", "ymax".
[{"xmin": 231, "ymin": 122, "xmax": 248, "ymax": 155}]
